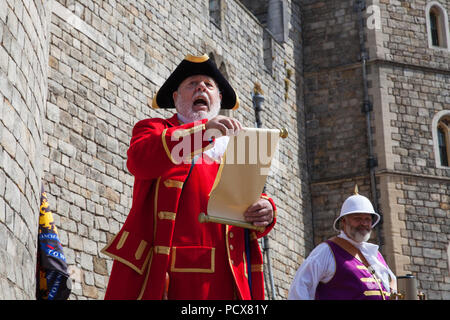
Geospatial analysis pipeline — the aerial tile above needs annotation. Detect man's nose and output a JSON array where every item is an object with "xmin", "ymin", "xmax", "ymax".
[{"xmin": 195, "ymin": 82, "xmax": 207, "ymax": 92}]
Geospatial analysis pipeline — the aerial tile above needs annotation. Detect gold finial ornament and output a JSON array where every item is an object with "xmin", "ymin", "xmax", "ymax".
[
  {"xmin": 253, "ymin": 82, "xmax": 264, "ymax": 95},
  {"xmin": 279, "ymin": 128, "xmax": 288, "ymax": 139},
  {"xmin": 354, "ymin": 184, "xmax": 359, "ymax": 195}
]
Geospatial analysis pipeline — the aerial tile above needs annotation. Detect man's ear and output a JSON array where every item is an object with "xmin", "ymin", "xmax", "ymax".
[
  {"xmin": 339, "ymin": 217, "xmax": 345, "ymax": 230},
  {"xmin": 172, "ymin": 90, "xmax": 178, "ymax": 103}
]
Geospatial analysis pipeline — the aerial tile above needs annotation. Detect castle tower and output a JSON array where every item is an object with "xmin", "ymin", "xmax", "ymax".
[
  {"xmin": 0, "ymin": 0, "xmax": 50, "ymax": 299},
  {"xmin": 1, "ymin": 0, "xmax": 448, "ymax": 301},
  {"xmin": 7, "ymin": 0, "xmax": 306, "ymax": 299},
  {"xmin": 304, "ymin": 0, "xmax": 450, "ymax": 299}
]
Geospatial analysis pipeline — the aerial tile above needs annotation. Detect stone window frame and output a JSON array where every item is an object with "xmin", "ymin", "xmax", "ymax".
[
  {"xmin": 425, "ymin": 1, "xmax": 450, "ymax": 51},
  {"xmin": 432, "ymin": 110, "xmax": 450, "ymax": 168},
  {"xmin": 209, "ymin": 0, "xmax": 222, "ymax": 29}
]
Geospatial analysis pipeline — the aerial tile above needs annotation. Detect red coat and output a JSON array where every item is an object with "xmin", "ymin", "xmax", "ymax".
[{"xmin": 102, "ymin": 114, "xmax": 276, "ymax": 300}]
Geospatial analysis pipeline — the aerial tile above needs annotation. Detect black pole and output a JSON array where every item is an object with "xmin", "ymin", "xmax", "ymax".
[{"xmin": 252, "ymin": 90, "xmax": 276, "ymax": 300}]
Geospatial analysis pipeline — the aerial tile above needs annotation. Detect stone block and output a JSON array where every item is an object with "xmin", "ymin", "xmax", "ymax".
[{"xmin": 423, "ymin": 248, "xmax": 441, "ymax": 259}]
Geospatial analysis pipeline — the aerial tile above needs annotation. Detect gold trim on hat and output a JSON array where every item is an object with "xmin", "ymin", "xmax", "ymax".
[
  {"xmin": 151, "ymin": 94, "xmax": 159, "ymax": 109},
  {"xmin": 231, "ymin": 93, "xmax": 240, "ymax": 110},
  {"xmin": 185, "ymin": 54, "xmax": 209, "ymax": 63}
]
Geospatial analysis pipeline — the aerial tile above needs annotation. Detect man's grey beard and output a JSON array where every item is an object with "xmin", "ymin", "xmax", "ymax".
[
  {"xmin": 345, "ymin": 225, "xmax": 371, "ymax": 243},
  {"xmin": 175, "ymin": 98, "xmax": 221, "ymax": 123}
]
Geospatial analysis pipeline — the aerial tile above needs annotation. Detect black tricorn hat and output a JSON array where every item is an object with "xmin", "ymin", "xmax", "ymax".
[{"xmin": 151, "ymin": 54, "xmax": 239, "ymax": 110}]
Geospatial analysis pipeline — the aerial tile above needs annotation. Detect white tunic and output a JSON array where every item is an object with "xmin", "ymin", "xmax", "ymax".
[{"xmin": 288, "ymin": 231, "xmax": 396, "ymax": 300}]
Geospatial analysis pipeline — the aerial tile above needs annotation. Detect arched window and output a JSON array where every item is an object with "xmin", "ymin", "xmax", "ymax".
[
  {"xmin": 432, "ymin": 111, "xmax": 450, "ymax": 168},
  {"xmin": 437, "ymin": 118, "xmax": 450, "ymax": 166},
  {"xmin": 430, "ymin": 9, "xmax": 440, "ymax": 46},
  {"xmin": 209, "ymin": 0, "xmax": 222, "ymax": 28},
  {"xmin": 426, "ymin": 2, "xmax": 450, "ymax": 50},
  {"xmin": 209, "ymin": 52, "xmax": 233, "ymax": 117}
]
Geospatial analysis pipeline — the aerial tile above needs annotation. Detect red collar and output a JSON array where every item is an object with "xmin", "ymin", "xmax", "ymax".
[{"xmin": 166, "ymin": 114, "xmax": 181, "ymax": 127}]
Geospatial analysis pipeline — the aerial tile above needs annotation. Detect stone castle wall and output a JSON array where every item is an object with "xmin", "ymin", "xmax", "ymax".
[
  {"xmin": 303, "ymin": 0, "xmax": 450, "ymax": 299},
  {"xmin": 43, "ymin": 0, "xmax": 309, "ymax": 299},
  {"xmin": 0, "ymin": 0, "xmax": 50, "ymax": 299},
  {"xmin": 1, "ymin": 0, "xmax": 448, "ymax": 300},
  {"xmin": 302, "ymin": 0, "xmax": 373, "ymax": 244},
  {"xmin": 369, "ymin": 0, "xmax": 450, "ymax": 299}
]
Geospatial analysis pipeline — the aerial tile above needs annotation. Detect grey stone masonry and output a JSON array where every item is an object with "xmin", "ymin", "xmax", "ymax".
[
  {"xmin": 1, "ymin": 0, "xmax": 449, "ymax": 301},
  {"xmin": 303, "ymin": 0, "xmax": 450, "ymax": 300},
  {"xmin": 394, "ymin": 176, "xmax": 450, "ymax": 299},
  {"xmin": 368, "ymin": 0, "xmax": 450, "ymax": 300},
  {"xmin": 42, "ymin": 0, "xmax": 309, "ymax": 299},
  {"xmin": 0, "ymin": 0, "xmax": 49, "ymax": 299},
  {"xmin": 302, "ymin": 0, "xmax": 373, "ymax": 242}
]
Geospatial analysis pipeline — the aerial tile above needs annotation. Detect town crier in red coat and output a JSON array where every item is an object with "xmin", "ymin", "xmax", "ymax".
[{"xmin": 101, "ymin": 54, "xmax": 277, "ymax": 300}]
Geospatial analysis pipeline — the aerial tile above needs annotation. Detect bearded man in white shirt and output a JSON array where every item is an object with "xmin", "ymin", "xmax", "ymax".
[{"xmin": 288, "ymin": 187, "xmax": 397, "ymax": 300}]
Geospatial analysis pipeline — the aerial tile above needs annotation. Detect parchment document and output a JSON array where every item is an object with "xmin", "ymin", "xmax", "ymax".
[{"xmin": 204, "ymin": 127, "xmax": 282, "ymax": 230}]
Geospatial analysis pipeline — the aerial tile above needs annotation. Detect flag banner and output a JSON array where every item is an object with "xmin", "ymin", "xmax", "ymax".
[{"xmin": 36, "ymin": 184, "xmax": 71, "ymax": 300}]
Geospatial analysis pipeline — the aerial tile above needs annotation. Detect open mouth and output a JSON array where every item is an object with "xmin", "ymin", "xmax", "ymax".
[{"xmin": 193, "ymin": 96, "xmax": 209, "ymax": 109}]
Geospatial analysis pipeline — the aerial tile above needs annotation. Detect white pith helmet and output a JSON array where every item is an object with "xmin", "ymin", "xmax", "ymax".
[{"xmin": 333, "ymin": 185, "xmax": 380, "ymax": 232}]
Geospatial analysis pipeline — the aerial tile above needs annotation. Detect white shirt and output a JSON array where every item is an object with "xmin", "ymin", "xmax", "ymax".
[
  {"xmin": 204, "ymin": 135, "xmax": 229, "ymax": 161},
  {"xmin": 288, "ymin": 231, "xmax": 396, "ymax": 300}
]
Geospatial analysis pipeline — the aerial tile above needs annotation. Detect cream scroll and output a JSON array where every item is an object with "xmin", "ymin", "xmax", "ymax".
[{"xmin": 198, "ymin": 127, "xmax": 287, "ymax": 232}]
